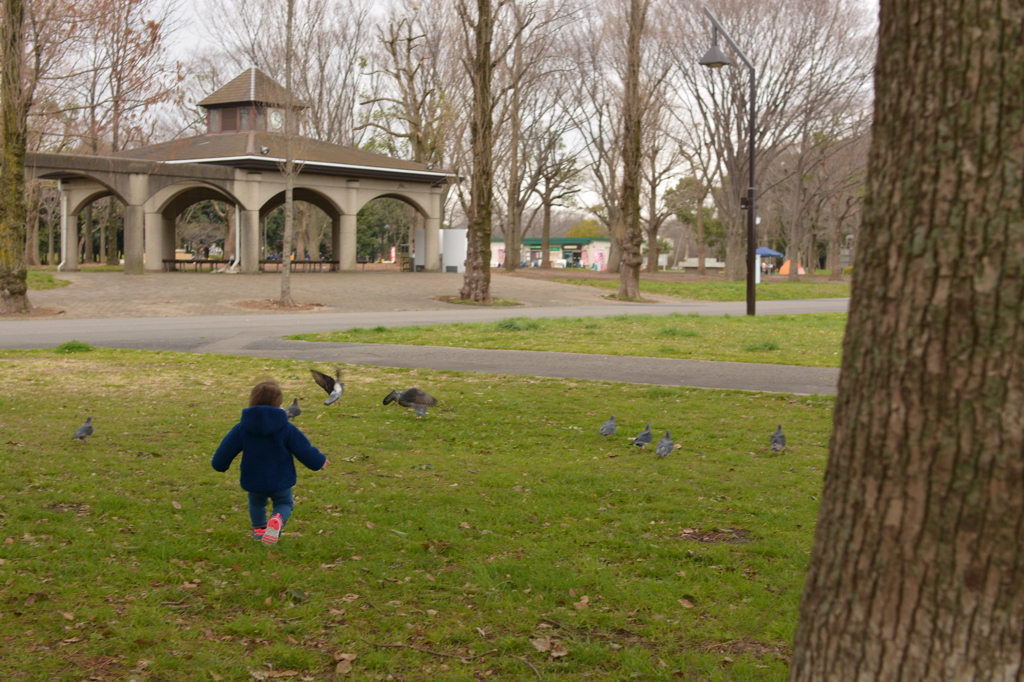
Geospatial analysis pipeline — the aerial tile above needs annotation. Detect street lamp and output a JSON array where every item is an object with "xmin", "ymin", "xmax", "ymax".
[{"xmin": 699, "ymin": 6, "xmax": 757, "ymax": 316}]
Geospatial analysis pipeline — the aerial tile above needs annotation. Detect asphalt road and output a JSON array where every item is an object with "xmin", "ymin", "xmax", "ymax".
[{"xmin": 1, "ymin": 298, "xmax": 846, "ymax": 394}]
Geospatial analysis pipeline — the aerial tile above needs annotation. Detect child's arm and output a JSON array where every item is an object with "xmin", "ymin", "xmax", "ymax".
[
  {"xmin": 285, "ymin": 425, "xmax": 328, "ymax": 471},
  {"xmin": 211, "ymin": 424, "xmax": 243, "ymax": 472}
]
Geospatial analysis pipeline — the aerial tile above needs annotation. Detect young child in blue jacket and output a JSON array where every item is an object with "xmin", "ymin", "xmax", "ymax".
[{"xmin": 212, "ymin": 380, "xmax": 328, "ymax": 545}]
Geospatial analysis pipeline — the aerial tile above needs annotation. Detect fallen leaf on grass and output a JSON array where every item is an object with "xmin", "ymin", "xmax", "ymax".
[
  {"xmin": 365, "ymin": 521, "xmax": 376, "ymax": 529},
  {"xmin": 61, "ymin": 612, "xmax": 74, "ymax": 620},
  {"xmin": 550, "ymin": 641, "xmax": 569, "ymax": 659},
  {"xmin": 532, "ymin": 636, "xmax": 552, "ymax": 653},
  {"xmin": 573, "ymin": 595, "xmax": 590, "ymax": 610},
  {"xmin": 172, "ymin": 501, "xmax": 182, "ymax": 510},
  {"xmin": 334, "ymin": 652, "xmax": 357, "ymax": 675},
  {"xmin": 340, "ymin": 593, "xmax": 360, "ymax": 602},
  {"xmin": 679, "ymin": 599, "xmax": 694, "ymax": 609}
]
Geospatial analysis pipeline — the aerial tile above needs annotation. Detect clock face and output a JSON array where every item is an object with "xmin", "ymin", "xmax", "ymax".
[{"xmin": 269, "ymin": 110, "xmax": 283, "ymax": 130}]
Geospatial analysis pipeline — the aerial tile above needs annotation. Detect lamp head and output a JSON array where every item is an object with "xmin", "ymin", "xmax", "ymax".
[
  {"xmin": 699, "ymin": 27, "xmax": 732, "ymax": 69},
  {"xmin": 699, "ymin": 44, "xmax": 732, "ymax": 69}
]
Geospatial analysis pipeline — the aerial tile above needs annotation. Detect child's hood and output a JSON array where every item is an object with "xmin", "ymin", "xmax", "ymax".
[{"xmin": 239, "ymin": 405, "xmax": 289, "ymax": 436}]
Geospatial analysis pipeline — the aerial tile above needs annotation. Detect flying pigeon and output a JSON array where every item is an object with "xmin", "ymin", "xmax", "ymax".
[
  {"xmin": 383, "ymin": 388, "xmax": 438, "ymax": 418},
  {"xmin": 285, "ymin": 398, "xmax": 301, "ymax": 421},
  {"xmin": 770, "ymin": 425, "xmax": 786, "ymax": 451},
  {"xmin": 655, "ymin": 430, "xmax": 673, "ymax": 458},
  {"xmin": 600, "ymin": 415, "xmax": 617, "ymax": 437},
  {"xmin": 310, "ymin": 367, "xmax": 345, "ymax": 405},
  {"xmin": 72, "ymin": 417, "xmax": 93, "ymax": 442},
  {"xmin": 632, "ymin": 423, "xmax": 653, "ymax": 449}
]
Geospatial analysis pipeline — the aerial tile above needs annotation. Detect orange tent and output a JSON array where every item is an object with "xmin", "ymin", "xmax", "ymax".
[{"xmin": 778, "ymin": 260, "xmax": 805, "ymax": 275}]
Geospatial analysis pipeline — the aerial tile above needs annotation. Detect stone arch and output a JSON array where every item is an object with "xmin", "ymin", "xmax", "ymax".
[
  {"xmin": 259, "ymin": 188, "xmax": 344, "ymax": 267},
  {"xmin": 354, "ymin": 190, "xmax": 429, "ymax": 218},
  {"xmin": 354, "ymin": 189, "xmax": 441, "ymax": 271},
  {"xmin": 143, "ymin": 182, "xmax": 246, "ymax": 271},
  {"xmin": 259, "ymin": 187, "xmax": 342, "ymax": 220},
  {"xmin": 39, "ymin": 173, "xmax": 129, "ymax": 271}
]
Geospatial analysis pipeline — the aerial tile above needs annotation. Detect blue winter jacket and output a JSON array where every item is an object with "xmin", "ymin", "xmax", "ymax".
[{"xmin": 211, "ymin": 405, "xmax": 327, "ymax": 492}]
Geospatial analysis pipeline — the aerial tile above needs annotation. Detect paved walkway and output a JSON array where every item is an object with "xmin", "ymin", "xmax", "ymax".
[
  {"xmin": 25, "ymin": 270, "xmax": 637, "ymax": 318},
  {"xmin": 4, "ymin": 270, "xmax": 847, "ymax": 394}
]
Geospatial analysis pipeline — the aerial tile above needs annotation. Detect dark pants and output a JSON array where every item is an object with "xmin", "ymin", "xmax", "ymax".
[{"xmin": 247, "ymin": 487, "xmax": 294, "ymax": 528}]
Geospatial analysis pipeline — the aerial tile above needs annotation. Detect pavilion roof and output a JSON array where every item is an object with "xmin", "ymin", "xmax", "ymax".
[
  {"xmin": 113, "ymin": 132, "xmax": 450, "ymax": 184},
  {"xmin": 197, "ymin": 67, "xmax": 308, "ymax": 109}
]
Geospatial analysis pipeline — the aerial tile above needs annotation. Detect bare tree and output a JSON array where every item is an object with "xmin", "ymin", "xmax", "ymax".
[
  {"xmin": 278, "ymin": 0, "xmax": 297, "ymax": 306},
  {"xmin": 204, "ymin": 0, "xmax": 372, "ymax": 147},
  {"xmin": 455, "ymin": 0, "xmax": 509, "ymax": 302},
  {"xmin": 639, "ymin": 89, "xmax": 683, "ymax": 273},
  {"xmin": 492, "ymin": 0, "xmax": 578, "ymax": 273},
  {"xmin": 790, "ymin": 1, "xmax": 1024, "ymax": 677},
  {"xmin": 670, "ymin": 0, "xmax": 873, "ymax": 280},
  {"xmin": 615, "ymin": 0, "xmax": 649, "ymax": 299},
  {"xmin": 0, "ymin": 0, "xmax": 30, "ymax": 312}
]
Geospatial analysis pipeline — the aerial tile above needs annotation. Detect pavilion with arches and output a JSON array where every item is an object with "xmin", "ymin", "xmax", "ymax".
[{"xmin": 26, "ymin": 68, "xmax": 452, "ymax": 274}]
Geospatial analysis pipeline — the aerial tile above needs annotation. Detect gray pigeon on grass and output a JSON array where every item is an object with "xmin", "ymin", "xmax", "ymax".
[
  {"xmin": 384, "ymin": 388, "xmax": 438, "ymax": 418},
  {"xmin": 285, "ymin": 398, "xmax": 301, "ymax": 421},
  {"xmin": 632, "ymin": 423, "xmax": 653, "ymax": 449},
  {"xmin": 655, "ymin": 430, "xmax": 673, "ymax": 458},
  {"xmin": 770, "ymin": 425, "xmax": 786, "ymax": 451},
  {"xmin": 72, "ymin": 417, "xmax": 93, "ymax": 442},
  {"xmin": 600, "ymin": 415, "xmax": 617, "ymax": 437}
]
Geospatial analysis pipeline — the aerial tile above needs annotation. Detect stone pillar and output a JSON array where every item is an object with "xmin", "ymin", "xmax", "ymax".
[
  {"xmin": 240, "ymin": 209, "xmax": 260, "ymax": 273},
  {"xmin": 162, "ymin": 215, "xmax": 176, "ymax": 267},
  {"xmin": 123, "ymin": 205, "xmax": 145, "ymax": 275},
  {"xmin": 339, "ymin": 213, "xmax": 357, "ymax": 271},
  {"xmin": 144, "ymin": 212, "xmax": 165, "ymax": 272},
  {"xmin": 331, "ymin": 215, "xmax": 342, "ymax": 271},
  {"xmin": 424, "ymin": 216, "xmax": 441, "ymax": 272},
  {"xmin": 59, "ymin": 188, "xmax": 79, "ymax": 272}
]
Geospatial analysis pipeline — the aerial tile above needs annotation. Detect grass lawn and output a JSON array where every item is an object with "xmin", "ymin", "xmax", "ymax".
[
  {"xmin": 289, "ymin": 313, "xmax": 847, "ymax": 368},
  {"xmin": 552, "ymin": 279, "xmax": 850, "ymax": 302},
  {"xmin": 27, "ymin": 271, "xmax": 71, "ymax": 290},
  {"xmin": 0, "ymin": 348, "xmax": 833, "ymax": 681}
]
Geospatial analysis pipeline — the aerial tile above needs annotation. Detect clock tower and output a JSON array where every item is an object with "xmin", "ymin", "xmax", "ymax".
[{"xmin": 197, "ymin": 67, "xmax": 306, "ymax": 135}]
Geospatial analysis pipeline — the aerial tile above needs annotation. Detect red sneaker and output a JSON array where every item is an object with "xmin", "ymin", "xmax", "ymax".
[{"xmin": 262, "ymin": 513, "xmax": 283, "ymax": 545}]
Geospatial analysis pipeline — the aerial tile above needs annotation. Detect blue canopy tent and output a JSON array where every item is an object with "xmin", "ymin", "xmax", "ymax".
[{"xmin": 755, "ymin": 247, "xmax": 784, "ymax": 258}]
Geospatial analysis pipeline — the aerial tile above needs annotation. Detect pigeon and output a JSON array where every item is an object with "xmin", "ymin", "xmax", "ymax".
[
  {"xmin": 285, "ymin": 398, "xmax": 301, "ymax": 421},
  {"xmin": 600, "ymin": 415, "xmax": 617, "ymax": 437},
  {"xmin": 770, "ymin": 425, "xmax": 786, "ymax": 451},
  {"xmin": 655, "ymin": 430, "xmax": 673, "ymax": 458},
  {"xmin": 383, "ymin": 388, "xmax": 438, "ymax": 418},
  {"xmin": 310, "ymin": 367, "xmax": 344, "ymax": 405},
  {"xmin": 632, "ymin": 423, "xmax": 653, "ymax": 449},
  {"xmin": 72, "ymin": 417, "xmax": 93, "ymax": 442}
]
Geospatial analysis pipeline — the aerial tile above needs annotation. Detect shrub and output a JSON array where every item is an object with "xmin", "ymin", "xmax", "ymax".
[
  {"xmin": 55, "ymin": 340, "xmax": 92, "ymax": 353},
  {"xmin": 842, "ymin": 266, "xmax": 854, "ymax": 275},
  {"xmin": 656, "ymin": 326, "xmax": 699, "ymax": 338},
  {"xmin": 495, "ymin": 317, "xmax": 540, "ymax": 332},
  {"xmin": 744, "ymin": 340, "xmax": 781, "ymax": 352}
]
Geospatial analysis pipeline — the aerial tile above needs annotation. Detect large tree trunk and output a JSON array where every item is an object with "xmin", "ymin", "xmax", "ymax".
[
  {"xmin": 278, "ymin": 0, "xmax": 296, "ymax": 305},
  {"xmin": 790, "ymin": 1, "xmax": 1024, "ymax": 679},
  {"xmin": 616, "ymin": 0, "xmax": 646, "ymax": 300},
  {"xmin": 459, "ymin": 0, "xmax": 495, "ymax": 303},
  {"xmin": 0, "ymin": 0, "xmax": 29, "ymax": 313}
]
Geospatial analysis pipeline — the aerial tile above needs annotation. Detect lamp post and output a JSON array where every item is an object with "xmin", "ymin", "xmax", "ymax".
[{"xmin": 699, "ymin": 6, "xmax": 757, "ymax": 316}]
